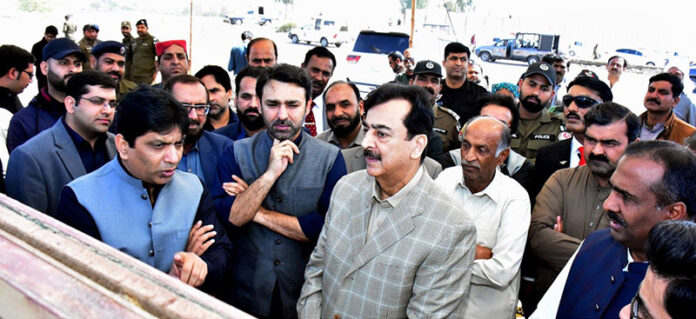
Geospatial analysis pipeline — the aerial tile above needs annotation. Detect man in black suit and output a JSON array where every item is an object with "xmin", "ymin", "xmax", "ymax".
[{"xmin": 531, "ymin": 73, "xmax": 612, "ymax": 200}]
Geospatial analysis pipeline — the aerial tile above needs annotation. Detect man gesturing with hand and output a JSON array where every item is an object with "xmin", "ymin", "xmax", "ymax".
[{"xmin": 214, "ymin": 64, "xmax": 346, "ymax": 319}]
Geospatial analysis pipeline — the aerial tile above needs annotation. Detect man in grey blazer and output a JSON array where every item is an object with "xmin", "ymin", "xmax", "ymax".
[
  {"xmin": 6, "ymin": 70, "xmax": 117, "ymax": 216},
  {"xmin": 298, "ymin": 84, "xmax": 477, "ymax": 318}
]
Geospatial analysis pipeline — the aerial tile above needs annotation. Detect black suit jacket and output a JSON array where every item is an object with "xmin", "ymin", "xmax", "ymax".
[{"xmin": 531, "ymin": 138, "xmax": 572, "ymax": 201}]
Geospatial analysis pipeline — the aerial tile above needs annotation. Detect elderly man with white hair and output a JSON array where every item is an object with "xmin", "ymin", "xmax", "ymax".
[{"xmin": 665, "ymin": 62, "xmax": 696, "ymax": 126}]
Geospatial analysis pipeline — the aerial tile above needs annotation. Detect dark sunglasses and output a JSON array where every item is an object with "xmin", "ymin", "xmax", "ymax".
[{"xmin": 562, "ymin": 95, "xmax": 600, "ymax": 109}]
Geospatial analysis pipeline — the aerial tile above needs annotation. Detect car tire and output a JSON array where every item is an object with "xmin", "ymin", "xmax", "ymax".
[
  {"xmin": 335, "ymin": 42, "xmax": 341, "ymax": 48},
  {"xmin": 569, "ymin": 50, "xmax": 576, "ymax": 57},
  {"xmin": 646, "ymin": 62, "xmax": 655, "ymax": 66},
  {"xmin": 527, "ymin": 56, "xmax": 539, "ymax": 65},
  {"xmin": 320, "ymin": 37, "xmax": 329, "ymax": 47},
  {"xmin": 480, "ymin": 51, "xmax": 491, "ymax": 62},
  {"xmin": 291, "ymin": 35, "xmax": 299, "ymax": 44}
]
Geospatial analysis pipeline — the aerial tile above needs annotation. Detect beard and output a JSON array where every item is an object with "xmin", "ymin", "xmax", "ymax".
[
  {"xmin": 237, "ymin": 107, "xmax": 265, "ymax": 131},
  {"xmin": 328, "ymin": 113, "xmax": 361, "ymax": 138},
  {"xmin": 520, "ymin": 94, "xmax": 546, "ymax": 113},
  {"xmin": 208, "ymin": 103, "xmax": 227, "ymax": 120},
  {"xmin": 185, "ymin": 118, "xmax": 204, "ymax": 145},
  {"xmin": 47, "ymin": 68, "xmax": 71, "ymax": 92}
]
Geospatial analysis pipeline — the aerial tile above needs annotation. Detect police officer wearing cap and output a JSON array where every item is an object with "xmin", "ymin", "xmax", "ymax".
[
  {"xmin": 121, "ymin": 21, "xmax": 135, "ymax": 80},
  {"xmin": 512, "ymin": 62, "xmax": 564, "ymax": 162},
  {"xmin": 410, "ymin": 60, "xmax": 461, "ymax": 153},
  {"xmin": 7, "ymin": 38, "xmax": 85, "ymax": 153},
  {"xmin": 131, "ymin": 19, "xmax": 157, "ymax": 85},
  {"xmin": 78, "ymin": 24, "xmax": 102, "ymax": 71},
  {"xmin": 91, "ymin": 41, "xmax": 137, "ymax": 100}
]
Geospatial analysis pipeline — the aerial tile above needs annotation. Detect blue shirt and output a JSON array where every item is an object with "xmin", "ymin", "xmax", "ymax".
[
  {"xmin": 228, "ymin": 44, "xmax": 248, "ymax": 74},
  {"xmin": 178, "ymin": 142, "xmax": 206, "ymax": 183}
]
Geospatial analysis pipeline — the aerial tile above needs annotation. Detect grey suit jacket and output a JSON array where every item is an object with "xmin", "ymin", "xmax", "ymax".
[
  {"xmin": 297, "ymin": 170, "xmax": 477, "ymax": 319},
  {"xmin": 341, "ymin": 146, "xmax": 443, "ymax": 179},
  {"xmin": 6, "ymin": 120, "xmax": 116, "ymax": 216}
]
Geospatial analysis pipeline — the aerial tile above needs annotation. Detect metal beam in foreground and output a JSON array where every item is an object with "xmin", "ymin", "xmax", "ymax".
[{"xmin": 0, "ymin": 194, "xmax": 254, "ymax": 319}]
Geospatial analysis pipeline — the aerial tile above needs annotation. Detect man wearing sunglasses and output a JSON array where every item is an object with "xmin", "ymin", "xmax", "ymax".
[
  {"xmin": 532, "ymin": 140, "xmax": 696, "ymax": 319},
  {"xmin": 164, "ymin": 74, "xmax": 232, "ymax": 195},
  {"xmin": 619, "ymin": 220, "xmax": 696, "ymax": 319},
  {"xmin": 527, "ymin": 102, "xmax": 640, "ymax": 314},
  {"xmin": 533, "ymin": 74, "xmax": 613, "ymax": 199},
  {"xmin": 6, "ymin": 70, "xmax": 117, "ymax": 216}
]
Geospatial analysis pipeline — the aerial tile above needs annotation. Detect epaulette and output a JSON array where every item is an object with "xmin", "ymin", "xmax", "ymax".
[{"xmin": 437, "ymin": 105, "xmax": 462, "ymax": 130}]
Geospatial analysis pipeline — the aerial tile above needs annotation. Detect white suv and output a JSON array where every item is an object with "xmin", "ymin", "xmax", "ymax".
[{"xmin": 288, "ymin": 19, "xmax": 349, "ymax": 47}]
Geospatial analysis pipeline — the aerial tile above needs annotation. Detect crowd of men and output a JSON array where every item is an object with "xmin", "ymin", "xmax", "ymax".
[{"xmin": 1, "ymin": 18, "xmax": 695, "ymax": 319}]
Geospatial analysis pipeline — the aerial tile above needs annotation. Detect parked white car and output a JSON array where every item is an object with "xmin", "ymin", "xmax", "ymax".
[
  {"xmin": 612, "ymin": 48, "xmax": 665, "ymax": 66},
  {"xmin": 288, "ymin": 18, "xmax": 349, "ymax": 47}
]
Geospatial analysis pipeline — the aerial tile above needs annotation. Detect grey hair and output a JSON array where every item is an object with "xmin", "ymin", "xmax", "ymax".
[{"xmin": 461, "ymin": 115, "xmax": 511, "ymax": 157}]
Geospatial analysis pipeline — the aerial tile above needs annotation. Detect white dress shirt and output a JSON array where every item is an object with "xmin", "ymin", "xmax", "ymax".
[
  {"xmin": 569, "ymin": 136, "xmax": 582, "ymax": 168},
  {"xmin": 435, "ymin": 167, "xmax": 531, "ymax": 319}
]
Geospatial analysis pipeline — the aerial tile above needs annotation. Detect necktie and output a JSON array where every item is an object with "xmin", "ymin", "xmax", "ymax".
[
  {"xmin": 304, "ymin": 104, "xmax": 317, "ymax": 137},
  {"xmin": 578, "ymin": 146, "xmax": 586, "ymax": 166}
]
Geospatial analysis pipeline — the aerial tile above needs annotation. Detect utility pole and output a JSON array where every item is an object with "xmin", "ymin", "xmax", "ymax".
[
  {"xmin": 409, "ymin": 0, "xmax": 415, "ymax": 47},
  {"xmin": 189, "ymin": 0, "xmax": 193, "ymax": 71}
]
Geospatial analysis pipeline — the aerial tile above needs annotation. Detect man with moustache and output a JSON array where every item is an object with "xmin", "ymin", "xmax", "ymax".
[
  {"xmin": 316, "ymin": 81, "xmax": 363, "ymax": 149},
  {"xmin": 436, "ymin": 116, "xmax": 530, "ymax": 319},
  {"xmin": 164, "ymin": 74, "xmax": 232, "ymax": 194},
  {"xmin": 131, "ymin": 19, "xmax": 157, "ymax": 85},
  {"xmin": 90, "ymin": 41, "xmax": 137, "ymax": 100},
  {"xmin": 55, "ymin": 85, "xmax": 233, "ymax": 294},
  {"xmin": 532, "ymin": 140, "xmax": 696, "ymax": 319},
  {"xmin": 152, "ymin": 40, "xmax": 189, "ymax": 89},
  {"xmin": 409, "ymin": 60, "xmax": 460, "ymax": 152},
  {"xmin": 121, "ymin": 21, "xmax": 135, "ymax": 81},
  {"xmin": 194, "ymin": 65, "xmax": 239, "ymax": 130},
  {"xmin": 605, "ymin": 55, "xmax": 642, "ymax": 115},
  {"xmin": 7, "ymin": 38, "xmax": 85, "ymax": 153},
  {"xmin": 606, "ymin": 56, "xmax": 627, "ymax": 89},
  {"xmin": 639, "ymin": 73, "xmax": 696, "ymax": 144},
  {"xmin": 214, "ymin": 66, "xmax": 267, "ymax": 141},
  {"xmin": 533, "ymin": 74, "xmax": 613, "ymax": 199},
  {"xmin": 511, "ymin": 62, "xmax": 564, "ymax": 162},
  {"xmin": 388, "ymin": 51, "xmax": 408, "ymax": 84},
  {"xmin": 214, "ymin": 64, "xmax": 346, "ymax": 318},
  {"xmin": 6, "ymin": 70, "xmax": 117, "ymax": 216},
  {"xmin": 665, "ymin": 63, "xmax": 696, "ymax": 126},
  {"xmin": 298, "ymin": 84, "xmax": 476, "ymax": 318},
  {"xmin": 439, "ymin": 42, "xmax": 489, "ymax": 123},
  {"xmin": 301, "ymin": 47, "xmax": 335, "ymax": 135},
  {"xmin": 527, "ymin": 102, "xmax": 641, "ymax": 311},
  {"xmin": 319, "ymin": 80, "xmax": 443, "ymax": 177}
]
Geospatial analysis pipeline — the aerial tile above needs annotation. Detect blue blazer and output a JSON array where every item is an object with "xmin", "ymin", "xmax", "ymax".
[{"xmin": 197, "ymin": 131, "xmax": 234, "ymax": 193}]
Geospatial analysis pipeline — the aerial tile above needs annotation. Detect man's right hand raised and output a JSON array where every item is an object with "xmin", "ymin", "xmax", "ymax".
[{"xmin": 265, "ymin": 138, "xmax": 300, "ymax": 180}]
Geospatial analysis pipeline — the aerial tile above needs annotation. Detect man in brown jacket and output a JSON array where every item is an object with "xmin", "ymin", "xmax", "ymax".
[
  {"xmin": 525, "ymin": 102, "xmax": 640, "ymax": 311},
  {"xmin": 639, "ymin": 72, "xmax": 696, "ymax": 144}
]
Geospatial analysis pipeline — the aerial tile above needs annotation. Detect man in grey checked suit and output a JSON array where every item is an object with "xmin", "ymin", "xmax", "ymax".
[{"xmin": 298, "ymin": 84, "xmax": 477, "ymax": 318}]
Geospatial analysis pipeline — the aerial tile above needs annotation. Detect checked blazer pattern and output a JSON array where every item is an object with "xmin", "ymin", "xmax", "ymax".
[{"xmin": 298, "ymin": 170, "xmax": 477, "ymax": 319}]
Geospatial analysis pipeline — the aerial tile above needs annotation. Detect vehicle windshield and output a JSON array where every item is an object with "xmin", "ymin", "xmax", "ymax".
[{"xmin": 353, "ymin": 33, "xmax": 409, "ymax": 54}]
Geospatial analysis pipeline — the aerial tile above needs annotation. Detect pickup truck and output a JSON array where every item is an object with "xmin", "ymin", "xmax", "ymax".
[
  {"xmin": 224, "ymin": 9, "xmax": 272, "ymax": 26},
  {"xmin": 475, "ymin": 33, "xmax": 559, "ymax": 65}
]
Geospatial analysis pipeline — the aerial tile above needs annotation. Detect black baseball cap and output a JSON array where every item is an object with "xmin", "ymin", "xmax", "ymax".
[
  {"xmin": 521, "ymin": 62, "xmax": 556, "ymax": 86},
  {"xmin": 136, "ymin": 19, "xmax": 148, "ymax": 27},
  {"xmin": 412, "ymin": 60, "xmax": 443, "ymax": 77},
  {"xmin": 42, "ymin": 38, "xmax": 86, "ymax": 62}
]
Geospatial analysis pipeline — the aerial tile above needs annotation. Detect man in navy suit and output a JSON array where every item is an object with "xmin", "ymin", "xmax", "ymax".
[
  {"xmin": 163, "ymin": 74, "xmax": 232, "ymax": 193},
  {"xmin": 531, "ymin": 140, "xmax": 696, "ymax": 319}
]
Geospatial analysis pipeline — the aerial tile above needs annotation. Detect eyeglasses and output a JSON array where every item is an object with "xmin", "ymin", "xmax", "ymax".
[
  {"xmin": 80, "ymin": 96, "xmax": 118, "ymax": 109},
  {"xmin": 562, "ymin": 95, "xmax": 600, "ymax": 109},
  {"xmin": 21, "ymin": 70, "xmax": 34, "ymax": 80},
  {"xmin": 182, "ymin": 103, "xmax": 210, "ymax": 115},
  {"xmin": 629, "ymin": 294, "xmax": 647, "ymax": 319}
]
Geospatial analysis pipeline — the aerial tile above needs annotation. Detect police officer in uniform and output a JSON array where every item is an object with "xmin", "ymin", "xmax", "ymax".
[
  {"xmin": 90, "ymin": 41, "xmax": 137, "ymax": 100},
  {"xmin": 121, "ymin": 21, "xmax": 134, "ymax": 81},
  {"xmin": 409, "ymin": 60, "xmax": 461, "ymax": 152},
  {"xmin": 511, "ymin": 62, "xmax": 564, "ymax": 162},
  {"xmin": 131, "ymin": 19, "xmax": 157, "ymax": 85},
  {"xmin": 78, "ymin": 24, "xmax": 101, "ymax": 70}
]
